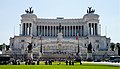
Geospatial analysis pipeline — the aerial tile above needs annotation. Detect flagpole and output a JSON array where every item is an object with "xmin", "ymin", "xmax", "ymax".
[{"xmin": 78, "ymin": 33, "xmax": 79, "ymax": 54}]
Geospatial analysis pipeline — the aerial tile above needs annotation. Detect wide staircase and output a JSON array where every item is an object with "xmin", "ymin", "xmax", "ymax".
[{"xmin": 41, "ymin": 52, "xmax": 76, "ymax": 60}]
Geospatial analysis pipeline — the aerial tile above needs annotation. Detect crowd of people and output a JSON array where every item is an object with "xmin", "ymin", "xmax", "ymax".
[{"xmin": 0, "ymin": 57, "xmax": 82, "ymax": 65}]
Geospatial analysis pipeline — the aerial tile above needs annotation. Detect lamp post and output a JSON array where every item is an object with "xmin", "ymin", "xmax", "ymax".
[
  {"xmin": 38, "ymin": 37, "xmax": 42, "ymax": 59},
  {"xmin": 76, "ymin": 30, "xmax": 80, "ymax": 56},
  {"xmin": 40, "ymin": 37, "xmax": 42, "ymax": 53}
]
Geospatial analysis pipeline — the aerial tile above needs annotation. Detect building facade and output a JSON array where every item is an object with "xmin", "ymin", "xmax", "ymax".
[{"xmin": 9, "ymin": 7, "xmax": 116, "ymax": 60}]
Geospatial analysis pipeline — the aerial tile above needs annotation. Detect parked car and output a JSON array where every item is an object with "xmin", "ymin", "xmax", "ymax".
[
  {"xmin": 94, "ymin": 59, "xmax": 101, "ymax": 62},
  {"xmin": 111, "ymin": 58, "xmax": 120, "ymax": 63},
  {"xmin": 86, "ymin": 58, "xmax": 93, "ymax": 62}
]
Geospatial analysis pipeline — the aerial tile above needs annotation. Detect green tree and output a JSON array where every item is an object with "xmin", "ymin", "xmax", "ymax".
[
  {"xmin": 116, "ymin": 43, "xmax": 120, "ymax": 56},
  {"xmin": 0, "ymin": 43, "xmax": 10, "ymax": 51},
  {"xmin": 0, "ymin": 45, "xmax": 2, "ymax": 51},
  {"xmin": 6, "ymin": 45, "xmax": 10, "ymax": 50},
  {"xmin": 110, "ymin": 43, "xmax": 115, "ymax": 51}
]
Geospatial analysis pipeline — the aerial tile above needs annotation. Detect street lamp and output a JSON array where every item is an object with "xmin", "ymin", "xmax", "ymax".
[
  {"xmin": 78, "ymin": 37, "xmax": 80, "ymax": 55},
  {"xmin": 40, "ymin": 37, "xmax": 42, "ymax": 53},
  {"xmin": 76, "ymin": 31, "xmax": 80, "ymax": 56}
]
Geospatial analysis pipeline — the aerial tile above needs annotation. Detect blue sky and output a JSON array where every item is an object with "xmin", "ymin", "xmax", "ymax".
[{"xmin": 0, "ymin": 0, "xmax": 119, "ymax": 44}]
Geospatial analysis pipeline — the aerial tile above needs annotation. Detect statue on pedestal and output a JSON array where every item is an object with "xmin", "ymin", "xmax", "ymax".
[
  {"xmin": 87, "ymin": 7, "xmax": 95, "ymax": 14},
  {"xmin": 28, "ymin": 43, "xmax": 32, "ymax": 53},
  {"xmin": 86, "ymin": 42, "xmax": 93, "ymax": 61},
  {"xmin": 58, "ymin": 23, "xmax": 62, "ymax": 33},
  {"xmin": 57, "ymin": 23, "xmax": 63, "ymax": 41},
  {"xmin": 87, "ymin": 42, "xmax": 92, "ymax": 53},
  {"xmin": 25, "ymin": 7, "xmax": 34, "ymax": 14},
  {"xmin": 27, "ymin": 43, "xmax": 33, "ymax": 60}
]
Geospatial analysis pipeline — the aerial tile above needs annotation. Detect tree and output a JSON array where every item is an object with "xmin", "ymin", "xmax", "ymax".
[
  {"xmin": 0, "ymin": 43, "xmax": 10, "ymax": 51},
  {"xmin": 0, "ymin": 45, "xmax": 2, "ymax": 51},
  {"xmin": 6, "ymin": 45, "xmax": 10, "ymax": 50},
  {"xmin": 110, "ymin": 43, "xmax": 115, "ymax": 51},
  {"xmin": 116, "ymin": 43, "xmax": 120, "ymax": 56}
]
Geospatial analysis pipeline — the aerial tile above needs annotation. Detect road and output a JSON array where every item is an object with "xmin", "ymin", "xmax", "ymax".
[{"xmin": 83, "ymin": 62, "xmax": 120, "ymax": 66}]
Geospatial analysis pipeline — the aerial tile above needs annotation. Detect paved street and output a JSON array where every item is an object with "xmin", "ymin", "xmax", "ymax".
[{"xmin": 83, "ymin": 62, "xmax": 120, "ymax": 66}]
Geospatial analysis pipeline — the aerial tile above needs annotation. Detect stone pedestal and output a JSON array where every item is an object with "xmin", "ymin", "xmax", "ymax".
[
  {"xmin": 38, "ymin": 52, "xmax": 42, "ymax": 58},
  {"xmin": 57, "ymin": 32, "xmax": 63, "ymax": 42},
  {"xmin": 2, "ymin": 49, "xmax": 5, "ymax": 54},
  {"xmin": 27, "ymin": 53, "xmax": 33, "ymax": 59},
  {"xmin": 57, "ymin": 32, "xmax": 63, "ymax": 53},
  {"xmin": 115, "ymin": 47, "xmax": 118, "ymax": 56},
  {"xmin": 2, "ymin": 46, "xmax": 6, "ymax": 54},
  {"xmin": 87, "ymin": 53, "xmax": 93, "ymax": 59}
]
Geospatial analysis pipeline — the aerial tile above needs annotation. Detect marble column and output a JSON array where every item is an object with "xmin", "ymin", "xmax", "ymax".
[
  {"xmin": 89, "ymin": 23, "xmax": 91, "ymax": 35},
  {"xmin": 38, "ymin": 26, "xmax": 39, "ymax": 36},
  {"xmin": 30, "ymin": 23, "xmax": 32, "ymax": 36},
  {"xmin": 66, "ymin": 26, "xmax": 68, "ymax": 36},
  {"xmin": 54, "ymin": 26, "xmax": 55, "ymax": 36},
  {"xmin": 82, "ymin": 25, "xmax": 84, "ymax": 36},
  {"xmin": 29, "ymin": 23, "xmax": 30, "ymax": 35},
  {"xmin": 97, "ymin": 24, "xmax": 99, "ymax": 35},
  {"xmin": 49, "ymin": 26, "xmax": 50, "ymax": 36},
  {"xmin": 65, "ymin": 26, "xmax": 66, "ymax": 36},
  {"xmin": 29, "ymin": 23, "xmax": 31, "ymax": 35},
  {"xmin": 24, "ymin": 23, "xmax": 26, "ymax": 35},
  {"xmin": 95, "ymin": 23, "xmax": 97, "ymax": 35},
  {"xmin": 69, "ymin": 26, "xmax": 70, "ymax": 36},
  {"xmin": 75, "ymin": 26, "xmax": 76, "ymax": 36},
  {"xmin": 77, "ymin": 26, "xmax": 79, "ymax": 35},
  {"xmin": 93, "ymin": 23, "xmax": 95, "ymax": 35},
  {"xmin": 39, "ymin": 25, "xmax": 44, "ymax": 35},
  {"xmin": 47, "ymin": 26, "xmax": 48, "ymax": 36},
  {"xmin": 44, "ymin": 26, "xmax": 45, "ymax": 36},
  {"xmin": 80, "ymin": 26, "xmax": 82, "ymax": 36},
  {"xmin": 68, "ymin": 26, "xmax": 69, "ymax": 36},
  {"xmin": 63, "ymin": 26, "xmax": 65, "ymax": 36},
  {"xmin": 36, "ymin": 26, "xmax": 38, "ymax": 36},
  {"xmin": 92, "ymin": 23, "xmax": 94, "ymax": 35},
  {"xmin": 26, "ymin": 23, "xmax": 27, "ymax": 35},
  {"xmin": 42, "ymin": 26, "xmax": 43, "ymax": 36},
  {"xmin": 55, "ymin": 26, "xmax": 56, "ymax": 36},
  {"xmin": 73, "ymin": 26, "xmax": 75, "ymax": 36},
  {"xmin": 48, "ymin": 26, "xmax": 49, "ymax": 36},
  {"xmin": 37, "ymin": 26, "xmax": 41, "ymax": 36},
  {"xmin": 27, "ymin": 23, "xmax": 28, "ymax": 35},
  {"xmin": 70, "ymin": 26, "xmax": 71, "ymax": 36},
  {"xmin": 52, "ymin": 26, "xmax": 53, "ymax": 36},
  {"xmin": 91, "ymin": 23, "xmax": 92, "ymax": 35},
  {"xmin": 27, "ymin": 23, "xmax": 29, "ymax": 35},
  {"xmin": 22, "ymin": 24, "xmax": 23, "ymax": 35},
  {"xmin": 24, "ymin": 23, "xmax": 25, "ymax": 35},
  {"xmin": 78, "ymin": 26, "xmax": 80, "ymax": 36},
  {"xmin": 19, "ymin": 24, "xmax": 21, "ymax": 35},
  {"xmin": 25, "ymin": 23, "xmax": 27, "ymax": 35},
  {"xmin": 51, "ymin": 26, "xmax": 52, "ymax": 36},
  {"xmin": 72, "ymin": 26, "xmax": 73, "ymax": 36}
]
